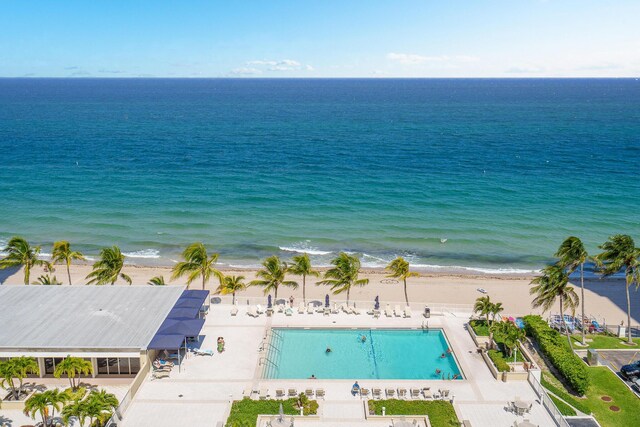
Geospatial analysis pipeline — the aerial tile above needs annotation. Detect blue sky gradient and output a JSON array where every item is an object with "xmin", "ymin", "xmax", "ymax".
[{"xmin": 1, "ymin": 0, "xmax": 639, "ymax": 77}]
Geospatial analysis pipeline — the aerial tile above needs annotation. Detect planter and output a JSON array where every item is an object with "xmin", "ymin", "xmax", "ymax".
[
  {"xmin": 467, "ymin": 322, "xmax": 491, "ymax": 348},
  {"xmin": 1, "ymin": 389, "xmax": 35, "ymax": 410}
]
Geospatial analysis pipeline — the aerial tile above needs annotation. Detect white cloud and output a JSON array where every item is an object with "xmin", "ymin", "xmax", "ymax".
[
  {"xmin": 244, "ymin": 59, "xmax": 312, "ymax": 72},
  {"xmin": 387, "ymin": 53, "xmax": 479, "ymax": 65},
  {"xmin": 229, "ymin": 67, "xmax": 262, "ymax": 75}
]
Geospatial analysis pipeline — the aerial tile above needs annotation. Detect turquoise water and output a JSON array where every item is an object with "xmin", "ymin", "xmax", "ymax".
[
  {"xmin": 264, "ymin": 328, "xmax": 462, "ymax": 380},
  {"xmin": 0, "ymin": 79, "xmax": 639, "ymax": 273}
]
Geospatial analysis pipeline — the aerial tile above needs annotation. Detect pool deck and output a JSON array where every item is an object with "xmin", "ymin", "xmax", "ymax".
[{"xmin": 119, "ymin": 304, "xmax": 556, "ymax": 427}]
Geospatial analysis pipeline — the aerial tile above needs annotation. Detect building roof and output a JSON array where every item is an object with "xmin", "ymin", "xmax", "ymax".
[{"xmin": 0, "ymin": 285, "xmax": 185, "ymax": 351}]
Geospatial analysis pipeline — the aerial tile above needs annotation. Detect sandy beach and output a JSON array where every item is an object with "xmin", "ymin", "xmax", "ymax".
[{"xmin": 2, "ymin": 263, "xmax": 637, "ymax": 325}]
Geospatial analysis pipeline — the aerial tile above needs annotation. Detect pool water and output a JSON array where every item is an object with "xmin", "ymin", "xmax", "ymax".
[{"xmin": 263, "ymin": 328, "xmax": 463, "ymax": 380}]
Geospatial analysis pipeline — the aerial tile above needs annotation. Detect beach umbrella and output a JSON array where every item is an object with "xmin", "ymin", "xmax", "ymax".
[
  {"xmin": 374, "ymin": 296, "xmax": 380, "ymax": 310},
  {"xmin": 267, "ymin": 294, "xmax": 272, "ymax": 308},
  {"xmin": 325, "ymin": 294, "xmax": 330, "ymax": 307}
]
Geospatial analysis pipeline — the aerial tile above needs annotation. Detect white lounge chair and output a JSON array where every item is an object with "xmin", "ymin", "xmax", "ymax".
[
  {"xmin": 332, "ymin": 303, "xmax": 339, "ymax": 314},
  {"xmin": 353, "ymin": 306, "xmax": 362, "ymax": 315},
  {"xmin": 394, "ymin": 305, "xmax": 402, "ymax": 317},
  {"xmin": 152, "ymin": 369, "xmax": 170, "ymax": 380},
  {"xmin": 360, "ymin": 388, "xmax": 370, "ymax": 399},
  {"xmin": 275, "ymin": 389, "xmax": 285, "ymax": 399},
  {"xmin": 256, "ymin": 304, "xmax": 265, "ymax": 314},
  {"xmin": 410, "ymin": 388, "xmax": 421, "ymax": 399},
  {"xmin": 397, "ymin": 388, "xmax": 408, "ymax": 399},
  {"xmin": 372, "ymin": 388, "xmax": 382, "ymax": 399},
  {"xmin": 247, "ymin": 306, "xmax": 259, "ymax": 317},
  {"xmin": 285, "ymin": 307, "xmax": 293, "ymax": 316},
  {"xmin": 340, "ymin": 303, "xmax": 349, "ymax": 313},
  {"xmin": 385, "ymin": 388, "xmax": 395, "ymax": 398},
  {"xmin": 298, "ymin": 302, "xmax": 306, "ymax": 314},
  {"xmin": 230, "ymin": 306, "xmax": 238, "ymax": 316},
  {"xmin": 192, "ymin": 348, "xmax": 214, "ymax": 356},
  {"xmin": 288, "ymin": 388, "xmax": 298, "ymax": 398},
  {"xmin": 315, "ymin": 388, "xmax": 325, "ymax": 399},
  {"xmin": 385, "ymin": 304, "xmax": 393, "ymax": 317},
  {"xmin": 259, "ymin": 388, "xmax": 269, "ymax": 400},
  {"xmin": 307, "ymin": 304, "xmax": 314, "ymax": 314},
  {"xmin": 403, "ymin": 306, "xmax": 412, "ymax": 317},
  {"xmin": 422, "ymin": 387, "xmax": 432, "ymax": 399},
  {"xmin": 305, "ymin": 389, "xmax": 314, "ymax": 398}
]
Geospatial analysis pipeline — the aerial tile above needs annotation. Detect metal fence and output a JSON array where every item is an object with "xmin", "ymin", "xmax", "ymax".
[
  {"xmin": 104, "ymin": 387, "xmax": 132, "ymax": 427},
  {"xmin": 528, "ymin": 372, "xmax": 570, "ymax": 427}
]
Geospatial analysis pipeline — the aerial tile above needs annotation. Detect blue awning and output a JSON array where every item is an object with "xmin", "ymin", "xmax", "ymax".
[
  {"xmin": 167, "ymin": 306, "xmax": 200, "ymax": 319},
  {"xmin": 147, "ymin": 333, "xmax": 185, "ymax": 350},
  {"xmin": 158, "ymin": 318, "xmax": 205, "ymax": 337},
  {"xmin": 182, "ymin": 290, "xmax": 209, "ymax": 300},
  {"xmin": 174, "ymin": 298, "xmax": 206, "ymax": 309}
]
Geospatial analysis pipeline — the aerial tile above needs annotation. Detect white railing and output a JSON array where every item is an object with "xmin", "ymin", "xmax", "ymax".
[
  {"xmin": 211, "ymin": 295, "xmax": 474, "ymax": 315},
  {"xmin": 527, "ymin": 371, "xmax": 570, "ymax": 427}
]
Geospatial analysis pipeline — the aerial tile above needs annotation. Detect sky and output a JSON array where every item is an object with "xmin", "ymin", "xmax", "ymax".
[{"xmin": 1, "ymin": 0, "xmax": 639, "ymax": 78}]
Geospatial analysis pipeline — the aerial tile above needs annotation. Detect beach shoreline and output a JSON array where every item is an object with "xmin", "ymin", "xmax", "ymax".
[{"xmin": 2, "ymin": 261, "xmax": 636, "ymax": 325}]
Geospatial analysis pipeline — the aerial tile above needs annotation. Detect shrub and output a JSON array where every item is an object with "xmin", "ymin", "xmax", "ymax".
[
  {"xmin": 367, "ymin": 400, "xmax": 459, "ymax": 427},
  {"xmin": 469, "ymin": 319, "xmax": 490, "ymax": 336},
  {"xmin": 524, "ymin": 315, "xmax": 590, "ymax": 395},
  {"xmin": 488, "ymin": 349, "xmax": 511, "ymax": 372}
]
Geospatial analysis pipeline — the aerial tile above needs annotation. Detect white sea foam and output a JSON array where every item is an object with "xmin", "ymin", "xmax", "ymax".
[
  {"xmin": 122, "ymin": 249, "xmax": 161, "ymax": 259},
  {"xmin": 410, "ymin": 263, "xmax": 539, "ymax": 275},
  {"xmin": 279, "ymin": 242, "xmax": 332, "ymax": 256}
]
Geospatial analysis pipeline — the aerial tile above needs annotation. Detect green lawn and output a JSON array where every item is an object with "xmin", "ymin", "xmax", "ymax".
[
  {"xmin": 367, "ymin": 400, "xmax": 459, "ymax": 427},
  {"xmin": 542, "ymin": 368, "xmax": 640, "ymax": 427},
  {"xmin": 571, "ymin": 334, "xmax": 640, "ymax": 349},
  {"xmin": 226, "ymin": 398, "xmax": 316, "ymax": 427},
  {"xmin": 548, "ymin": 394, "xmax": 577, "ymax": 416}
]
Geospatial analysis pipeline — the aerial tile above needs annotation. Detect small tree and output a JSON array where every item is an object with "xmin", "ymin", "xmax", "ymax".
[
  {"xmin": 0, "ymin": 236, "xmax": 47, "ymax": 285},
  {"xmin": 289, "ymin": 253, "xmax": 319, "ymax": 304},
  {"xmin": 32, "ymin": 274, "xmax": 62, "ymax": 285},
  {"xmin": 385, "ymin": 256, "xmax": 419, "ymax": 306},
  {"xmin": 216, "ymin": 275, "xmax": 247, "ymax": 305},
  {"xmin": 0, "ymin": 357, "xmax": 39, "ymax": 400},
  {"xmin": 171, "ymin": 243, "xmax": 223, "ymax": 290},
  {"xmin": 490, "ymin": 321, "xmax": 525, "ymax": 357},
  {"xmin": 318, "ymin": 252, "xmax": 369, "ymax": 305},
  {"xmin": 83, "ymin": 389, "xmax": 119, "ymax": 427},
  {"xmin": 148, "ymin": 276, "xmax": 166, "ymax": 286},
  {"xmin": 54, "ymin": 356, "xmax": 93, "ymax": 390},
  {"xmin": 85, "ymin": 246, "xmax": 131, "ymax": 285},
  {"xmin": 251, "ymin": 255, "xmax": 298, "ymax": 299},
  {"xmin": 52, "ymin": 240, "xmax": 85, "ymax": 285},
  {"xmin": 24, "ymin": 389, "xmax": 66, "ymax": 427}
]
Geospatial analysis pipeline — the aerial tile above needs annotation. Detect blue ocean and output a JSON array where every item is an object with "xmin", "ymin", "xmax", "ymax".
[{"xmin": 0, "ymin": 78, "xmax": 638, "ymax": 273}]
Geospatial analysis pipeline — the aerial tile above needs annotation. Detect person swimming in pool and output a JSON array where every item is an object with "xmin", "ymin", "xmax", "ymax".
[
  {"xmin": 326, "ymin": 347, "xmax": 332, "ymax": 353},
  {"xmin": 440, "ymin": 353, "xmax": 446, "ymax": 358},
  {"xmin": 360, "ymin": 335, "xmax": 366, "ymax": 343},
  {"xmin": 435, "ymin": 369, "xmax": 441, "ymax": 375}
]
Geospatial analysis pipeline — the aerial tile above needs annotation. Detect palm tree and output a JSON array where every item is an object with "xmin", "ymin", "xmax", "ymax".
[
  {"xmin": 24, "ymin": 389, "xmax": 65, "ymax": 427},
  {"xmin": 0, "ymin": 236, "xmax": 47, "ymax": 285},
  {"xmin": 251, "ymin": 255, "xmax": 298, "ymax": 300},
  {"xmin": 385, "ymin": 256, "xmax": 419, "ymax": 305},
  {"xmin": 83, "ymin": 389, "xmax": 119, "ymax": 427},
  {"xmin": 530, "ymin": 265, "xmax": 579, "ymax": 348},
  {"xmin": 317, "ymin": 252, "xmax": 369, "ymax": 305},
  {"xmin": 51, "ymin": 240, "xmax": 85, "ymax": 285},
  {"xmin": 148, "ymin": 276, "xmax": 166, "ymax": 286},
  {"xmin": 473, "ymin": 296, "xmax": 493, "ymax": 327},
  {"xmin": 489, "ymin": 301, "xmax": 504, "ymax": 325},
  {"xmin": 32, "ymin": 274, "xmax": 62, "ymax": 285},
  {"xmin": 62, "ymin": 398, "xmax": 88, "ymax": 427},
  {"xmin": 0, "ymin": 356, "xmax": 39, "ymax": 400},
  {"xmin": 289, "ymin": 253, "xmax": 319, "ymax": 304},
  {"xmin": 595, "ymin": 234, "xmax": 640, "ymax": 345},
  {"xmin": 85, "ymin": 246, "xmax": 131, "ymax": 285},
  {"xmin": 490, "ymin": 321, "xmax": 525, "ymax": 357},
  {"xmin": 216, "ymin": 275, "xmax": 247, "ymax": 305},
  {"xmin": 171, "ymin": 243, "xmax": 223, "ymax": 290},
  {"xmin": 555, "ymin": 236, "xmax": 590, "ymax": 346},
  {"xmin": 54, "ymin": 356, "xmax": 93, "ymax": 390}
]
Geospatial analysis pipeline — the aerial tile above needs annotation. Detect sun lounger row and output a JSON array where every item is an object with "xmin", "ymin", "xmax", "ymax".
[
  {"xmin": 382, "ymin": 304, "xmax": 412, "ymax": 318},
  {"xmin": 358, "ymin": 387, "xmax": 449, "ymax": 400},
  {"xmin": 254, "ymin": 388, "xmax": 326, "ymax": 400}
]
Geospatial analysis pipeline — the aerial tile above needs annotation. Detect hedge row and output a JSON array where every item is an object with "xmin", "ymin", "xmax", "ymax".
[
  {"xmin": 487, "ymin": 349, "xmax": 510, "ymax": 372},
  {"xmin": 523, "ymin": 315, "xmax": 590, "ymax": 395}
]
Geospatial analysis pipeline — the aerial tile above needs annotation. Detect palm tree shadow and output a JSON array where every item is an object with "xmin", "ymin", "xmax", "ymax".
[
  {"xmin": 78, "ymin": 382, "xmax": 98, "ymax": 392},
  {"xmin": 0, "ymin": 265, "xmax": 20, "ymax": 284},
  {"xmin": 0, "ymin": 415, "xmax": 13, "ymax": 426},
  {"xmin": 582, "ymin": 277, "xmax": 640, "ymax": 326}
]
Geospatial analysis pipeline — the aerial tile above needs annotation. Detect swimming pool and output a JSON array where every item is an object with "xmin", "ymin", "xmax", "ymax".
[{"xmin": 263, "ymin": 328, "xmax": 463, "ymax": 380}]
